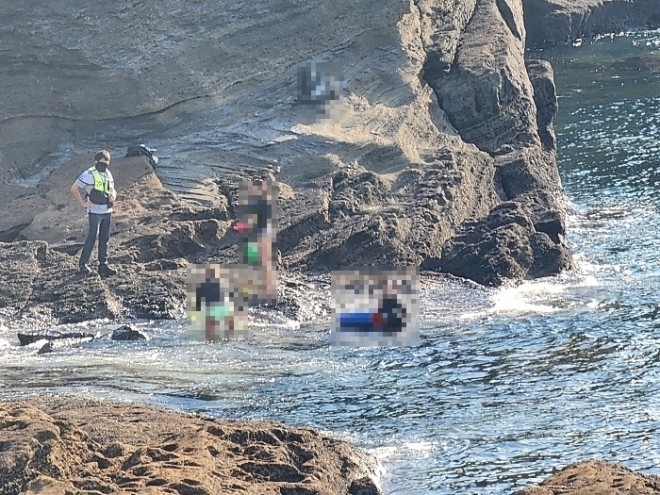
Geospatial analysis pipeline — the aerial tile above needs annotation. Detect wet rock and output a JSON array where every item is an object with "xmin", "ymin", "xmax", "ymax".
[
  {"xmin": 523, "ymin": 0, "xmax": 660, "ymax": 49},
  {"xmin": 512, "ymin": 460, "xmax": 660, "ymax": 495},
  {"xmin": 349, "ymin": 476, "xmax": 383, "ymax": 495},
  {"xmin": 111, "ymin": 325, "xmax": 148, "ymax": 341},
  {"xmin": 17, "ymin": 331, "xmax": 96, "ymax": 346},
  {"xmin": 437, "ymin": 200, "xmax": 572, "ymax": 286},
  {"xmin": 37, "ymin": 341, "xmax": 54, "ymax": 355},
  {"xmin": 526, "ymin": 59, "xmax": 558, "ymax": 152}
]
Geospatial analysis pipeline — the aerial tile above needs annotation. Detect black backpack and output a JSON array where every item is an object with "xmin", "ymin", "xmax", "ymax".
[{"xmin": 126, "ymin": 144, "xmax": 158, "ymax": 168}]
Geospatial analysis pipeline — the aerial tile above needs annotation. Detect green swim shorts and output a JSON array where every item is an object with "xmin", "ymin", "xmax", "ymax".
[
  {"xmin": 245, "ymin": 241, "xmax": 260, "ymax": 265},
  {"xmin": 206, "ymin": 302, "xmax": 233, "ymax": 320}
]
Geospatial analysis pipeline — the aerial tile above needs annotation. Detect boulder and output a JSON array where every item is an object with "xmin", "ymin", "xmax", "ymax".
[
  {"xmin": 111, "ymin": 325, "xmax": 148, "ymax": 341},
  {"xmin": 0, "ymin": 397, "xmax": 383, "ymax": 495},
  {"xmin": 513, "ymin": 460, "xmax": 660, "ymax": 495}
]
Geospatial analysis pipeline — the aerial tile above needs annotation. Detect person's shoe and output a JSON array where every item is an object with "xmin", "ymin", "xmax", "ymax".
[
  {"xmin": 98, "ymin": 264, "xmax": 117, "ymax": 278},
  {"xmin": 79, "ymin": 264, "xmax": 92, "ymax": 275}
]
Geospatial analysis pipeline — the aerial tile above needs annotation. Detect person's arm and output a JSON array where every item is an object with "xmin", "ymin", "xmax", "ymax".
[
  {"xmin": 108, "ymin": 173, "xmax": 117, "ymax": 202},
  {"xmin": 70, "ymin": 183, "xmax": 92, "ymax": 209}
]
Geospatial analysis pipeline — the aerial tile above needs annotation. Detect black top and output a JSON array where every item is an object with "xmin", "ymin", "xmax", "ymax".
[
  {"xmin": 195, "ymin": 278, "xmax": 222, "ymax": 311},
  {"xmin": 378, "ymin": 296, "xmax": 407, "ymax": 334},
  {"xmin": 242, "ymin": 198, "xmax": 272, "ymax": 233}
]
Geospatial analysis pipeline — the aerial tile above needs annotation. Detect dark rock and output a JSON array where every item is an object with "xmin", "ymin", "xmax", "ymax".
[
  {"xmin": 439, "ymin": 200, "xmax": 572, "ymax": 286},
  {"xmin": 523, "ymin": 0, "xmax": 660, "ymax": 49},
  {"xmin": 17, "ymin": 331, "xmax": 96, "ymax": 346},
  {"xmin": 423, "ymin": 0, "xmax": 539, "ymax": 154},
  {"xmin": 37, "ymin": 341, "xmax": 54, "ymax": 355},
  {"xmin": 494, "ymin": 148, "xmax": 563, "ymax": 202},
  {"xmin": 349, "ymin": 476, "xmax": 383, "ymax": 495},
  {"xmin": 126, "ymin": 145, "xmax": 158, "ymax": 168},
  {"xmin": 111, "ymin": 325, "xmax": 148, "ymax": 341},
  {"xmin": 526, "ymin": 59, "xmax": 558, "ymax": 151}
]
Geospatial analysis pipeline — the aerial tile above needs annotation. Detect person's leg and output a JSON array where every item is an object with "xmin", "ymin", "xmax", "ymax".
[
  {"xmin": 258, "ymin": 232, "xmax": 276, "ymax": 302},
  {"xmin": 97, "ymin": 213, "xmax": 112, "ymax": 266},
  {"xmin": 79, "ymin": 213, "xmax": 101, "ymax": 269}
]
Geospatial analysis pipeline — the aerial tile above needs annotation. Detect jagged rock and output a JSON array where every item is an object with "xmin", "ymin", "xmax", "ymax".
[
  {"xmin": 0, "ymin": 0, "xmax": 658, "ymax": 323},
  {"xmin": 513, "ymin": 460, "xmax": 660, "ymax": 495},
  {"xmin": 523, "ymin": 0, "xmax": 660, "ymax": 49},
  {"xmin": 526, "ymin": 59, "xmax": 558, "ymax": 151},
  {"xmin": 434, "ymin": 200, "xmax": 572, "ymax": 286},
  {"xmin": 111, "ymin": 325, "xmax": 148, "ymax": 341}
]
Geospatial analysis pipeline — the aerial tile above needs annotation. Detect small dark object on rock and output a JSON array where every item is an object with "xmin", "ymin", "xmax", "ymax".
[
  {"xmin": 17, "ymin": 331, "xmax": 96, "ymax": 346},
  {"xmin": 111, "ymin": 325, "xmax": 148, "ymax": 341},
  {"xmin": 37, "ymin": 341, "xmax": 54, "ymax": 355},
  {"xmin": 126, "ymin": 144, "xmax": 159, "ymax": 168},
  {"xmin": 349, "ymin": 477, "xmax": 382, "ymax": 495}
]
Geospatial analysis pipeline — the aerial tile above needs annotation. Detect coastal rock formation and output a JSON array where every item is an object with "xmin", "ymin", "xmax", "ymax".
[
  {"xmin": 512, "ymin": 460, "xmax": 660, "ymax": 495},
  {"xmin": 0, "ymin": 0, "xmax": 659, "ymax": 322},
  {"xmin": 523, "ymin": 0, "xmax": 660, "ymax": 48},
  {"xmin": 0, "ymin": 397, "xmax": 382, "ymax": 495}
]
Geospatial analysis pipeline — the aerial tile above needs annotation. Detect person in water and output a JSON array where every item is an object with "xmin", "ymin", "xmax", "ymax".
[
  {"xmin": 194, "ymin": 267, "xmax": 236, "ymax": 340},
  {"xmin": 376, "ymin": 282, "xmax": 407, "ymax": 335},
  {"xmin": 338, "ymin": 280, "xmax": 407, "ymax": 335},
  {"xmin": 234, "ymin": 178, "xmax": 277, "ymax": 303},
  {"xmin": 70, "ymin": 150, "xmax": 117, "ymax": 277}
]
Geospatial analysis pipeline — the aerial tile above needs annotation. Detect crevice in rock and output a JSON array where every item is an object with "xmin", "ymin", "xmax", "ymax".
[
  {"xmin": 496, "ymin": 0, "xmax": 522, "ymax": 41},
  {"xmin": 0, "ymin": 223, "xmax": 30, "ymax": 243},
  {"xmin": 420, "ymin": 0, "xmax": 480, "ymax": 148}
]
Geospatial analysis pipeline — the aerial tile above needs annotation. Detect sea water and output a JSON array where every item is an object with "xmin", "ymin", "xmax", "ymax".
[{"xmin": 2, "ymin": 30, "xmax": 660, "ymax": 495}]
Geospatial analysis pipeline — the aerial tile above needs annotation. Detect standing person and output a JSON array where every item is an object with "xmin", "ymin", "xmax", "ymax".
[
  {"xmin": 233, "ymin": 178, "xmax": 277, "ymax": 302},
  {"xmin": 69, "ymin": 150, "xmax": 117, "ymax": 277}
]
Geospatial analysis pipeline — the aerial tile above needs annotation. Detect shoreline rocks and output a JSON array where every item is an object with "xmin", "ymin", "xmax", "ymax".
[
  {"xmin": 0, "ymin": 1, "xmax": 658, "ymax": 323},
  {"xmin": 0, "ymin": 396, "xmax": 383, "ymax": 495},
  {"xmin": 513, "ymin": 460, "xmax": 660, "ymax": 495}
]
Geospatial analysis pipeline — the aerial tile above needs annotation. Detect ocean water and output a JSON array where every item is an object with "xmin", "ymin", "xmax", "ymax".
[{"xmin": 3, "ymin": 30, "xmax": 660, "ymax": 495}]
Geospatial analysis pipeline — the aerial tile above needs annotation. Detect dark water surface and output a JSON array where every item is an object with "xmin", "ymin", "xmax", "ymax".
[{"xmin": 3, "ymin": 30, "xmax": 660, "ymax": 495}]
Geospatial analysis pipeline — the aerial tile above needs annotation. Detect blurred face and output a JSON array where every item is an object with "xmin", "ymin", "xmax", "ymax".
[{"xmin": 250, "ymin": 180, "xmax": 267, "ymax": 197}]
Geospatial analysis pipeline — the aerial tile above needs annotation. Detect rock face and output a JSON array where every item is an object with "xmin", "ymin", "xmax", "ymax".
[
  {"xmin": 523, "ymin": 0, "xmax": 660, "ymax": 48},
  {"xmin": 0, "ymin": 397, "xmax": 382, "ymax": 495},
  {"xmin": 512, "ymin": 460, "xmax": 660, "ymax": 495},
  {"xmin": 0, "ymin": 0, "xmax": 659, "ymax": 322}
]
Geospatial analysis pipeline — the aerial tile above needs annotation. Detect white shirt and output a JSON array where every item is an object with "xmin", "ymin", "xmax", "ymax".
[{"xmin": 75, "ymin": 168, "xmax": 115, "ymax": 214}]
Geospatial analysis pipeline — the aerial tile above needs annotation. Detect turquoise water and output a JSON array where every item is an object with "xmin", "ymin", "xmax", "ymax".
[{"xmin": 3, "ymin": 30, "xmax": 660, "ymax": 495}]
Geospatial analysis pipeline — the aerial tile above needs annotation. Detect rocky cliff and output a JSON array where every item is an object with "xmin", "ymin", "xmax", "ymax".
[{"xmin": 0, "ymin": 0, "xmax": 658, "ymax": 323}]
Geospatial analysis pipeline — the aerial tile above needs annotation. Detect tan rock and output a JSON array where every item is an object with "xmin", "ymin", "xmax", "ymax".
[
  {"xmin": 513, "ymin": 460, "xmax": 660, "ymax": 495},
  {"xmin": 0, "ymin": 397, "xmax": 382, "ymax": 495}
]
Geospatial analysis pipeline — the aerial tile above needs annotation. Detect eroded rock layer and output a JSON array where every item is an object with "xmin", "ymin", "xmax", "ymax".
[{"xmin": 0, "ymin": 0, "xmax": 658, "ymax": 321}]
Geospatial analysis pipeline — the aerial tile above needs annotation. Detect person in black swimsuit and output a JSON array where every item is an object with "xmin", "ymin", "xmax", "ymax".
[
  {"xmin": 377, "ymin": 293, "xmax": 407, "ymax": 335},
  {"xmin": 236, "ymin": 178, "xmax": 277, "ymax": 303}
]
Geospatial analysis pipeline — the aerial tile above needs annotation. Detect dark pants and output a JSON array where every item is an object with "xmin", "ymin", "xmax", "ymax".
[{"xmin": 79, "ymin": 212, "xmax": 112, "ymax": 267}]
